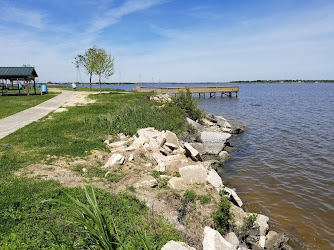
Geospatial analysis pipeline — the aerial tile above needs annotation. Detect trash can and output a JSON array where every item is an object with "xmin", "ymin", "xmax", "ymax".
[{"xmin": 41, "ymin": 85, "xmax": 48, "ymax": 95}]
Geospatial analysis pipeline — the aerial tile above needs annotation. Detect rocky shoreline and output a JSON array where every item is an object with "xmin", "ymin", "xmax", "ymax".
[{"xmin": 101, "ymin": 103, "xmax": 294, "ymax": 249}]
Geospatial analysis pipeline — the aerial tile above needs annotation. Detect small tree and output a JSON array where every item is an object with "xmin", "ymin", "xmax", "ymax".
[
  {"xmin": 74, "ymin": 47, "xmax": 98, "ymax": 91},
  {"xmin": 94, "ymin": 48, "xmax": 114, "ymax": 93}
]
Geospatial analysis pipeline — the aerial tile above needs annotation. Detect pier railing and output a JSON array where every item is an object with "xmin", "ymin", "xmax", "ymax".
[{"xmin": 135, "ymin": 86, "xmax": 239, "ymax": 97}]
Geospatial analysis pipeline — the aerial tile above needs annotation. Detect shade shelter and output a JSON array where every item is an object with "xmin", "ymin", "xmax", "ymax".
[{"xmin": 0, "ymin": 67, "xmax": 38, "ymax": 96}]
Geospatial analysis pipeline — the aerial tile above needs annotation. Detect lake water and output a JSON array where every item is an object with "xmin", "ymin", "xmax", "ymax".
[
  {"xmin": 198, "ymin": 83, "xmax": 334, "ymax": 249},
  {"xmin": 75, "ymin": 82, "xmax": 334, "ymax": 248}
]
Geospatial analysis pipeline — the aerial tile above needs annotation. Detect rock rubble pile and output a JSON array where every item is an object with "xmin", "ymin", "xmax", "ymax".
[{"xmin": 102, "ymin": 114, "xmax": 292, "ymax": 250}]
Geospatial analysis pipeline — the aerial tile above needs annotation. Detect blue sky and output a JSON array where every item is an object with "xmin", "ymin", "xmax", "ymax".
[{"xmin": 0, "ymin": 0, "xmax": 333, "ymax": 83}]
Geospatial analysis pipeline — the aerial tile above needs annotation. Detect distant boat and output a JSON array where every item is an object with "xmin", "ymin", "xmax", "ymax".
[{"xmin": 314, "ymin": 81, "xmax": 319, "ymax": 83}]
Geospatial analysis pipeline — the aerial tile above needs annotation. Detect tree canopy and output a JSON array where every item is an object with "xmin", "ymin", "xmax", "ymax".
[
  {"xmin": 94, "ymin": 48, "xmax": 114, "ymax": 93},
  {"xmin": 74, "ymin": 46, "xmax": 114, "ymax": 92}
]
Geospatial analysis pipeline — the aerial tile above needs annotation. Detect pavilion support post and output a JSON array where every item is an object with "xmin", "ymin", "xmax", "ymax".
[
  {"xmin": 33, "ymin": 79, "xmax": 36, "ymax": 94},
  {"xmin": 27, "ymin": 79, "xmax": 30, "ymax": 96}
]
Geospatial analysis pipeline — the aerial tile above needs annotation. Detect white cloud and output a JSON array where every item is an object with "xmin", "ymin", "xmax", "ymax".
[
  {"xmin": 0, "ymin": 1, "xmax": 333, "ymax": 83},
  {"xmin": 86, "ymin": 0, "xmax": 166, "ymax": 35},
  {"xmin": 112, "ymin": 4, "xmax": 334, "ymax": 82},
  {"xmin": 1, "ymin": 6, "xmax": 46, "ymax": 29}
]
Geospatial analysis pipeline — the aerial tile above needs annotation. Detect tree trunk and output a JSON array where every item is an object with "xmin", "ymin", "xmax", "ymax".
[
  {"xmin": 89, "ymin": 73, "xmax": 92, "ymax": 91},
  {"xmin": 99, "ymin": 75, "xmax": 101, "ymax": 94}
]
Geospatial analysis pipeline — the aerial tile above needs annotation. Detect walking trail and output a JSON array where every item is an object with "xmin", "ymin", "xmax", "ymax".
[{"xmin": 0, "ymin": 90, "xmax": 93, "ymax": 140}]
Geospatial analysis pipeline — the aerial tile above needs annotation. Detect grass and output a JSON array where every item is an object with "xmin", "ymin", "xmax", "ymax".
[
  {"xmin": 198, "ymin": 194, "xmax": 212, "ymax": 205},
  {"xmin": 0, "ymin": 90, "xmax": 193, "ymax": 248},
  {"xmin": 0, "ymin": 181, "xmax": 182, "ymax": 249},
  {"xmin": 0, "ymin": 91, "xmax": 58, "ymax": 119},
  {"xmin": 183, "ymin": 190, "xmax": 197, "ymax": 203}
]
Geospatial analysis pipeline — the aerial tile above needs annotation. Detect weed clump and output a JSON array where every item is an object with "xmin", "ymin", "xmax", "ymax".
[
  {"xmin": 211, "ymin": 196, "xmax": 232, "ymax": 234},
  {"xmin": 183, "ymin": 190, "xmax": 197, "ymax": 203},
  {"xmin": 198, "ymin": 194, "xmax": 212, "ymax": 205},
  {"xmin": 241, "ymin": 213, "xmax": 258, "ymax": 232}
]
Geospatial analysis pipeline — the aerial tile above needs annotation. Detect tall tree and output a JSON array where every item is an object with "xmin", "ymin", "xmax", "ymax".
[
  {"xmin": 74, "ymin": 47, "xmax": 98, "ymax": 91},
  {"xmin": 94, "ymin": 48, "xmax": 114, "ymax": 93}
]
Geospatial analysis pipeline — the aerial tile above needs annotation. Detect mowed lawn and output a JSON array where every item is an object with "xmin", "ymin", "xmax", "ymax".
[{"xmin": 0, "ymin": 91, "xmax": 59, "ymax": 119}]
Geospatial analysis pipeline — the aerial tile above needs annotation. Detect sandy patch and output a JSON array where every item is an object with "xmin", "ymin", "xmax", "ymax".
[{"xmin": 62, "ymin": 91, "xmax": 97, "ymax": 107}]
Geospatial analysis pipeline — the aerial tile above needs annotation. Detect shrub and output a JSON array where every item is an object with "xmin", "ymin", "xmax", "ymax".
[
  {"xmin": 166, "ymin": 88, "xmax": 204, "ymax": 121},
  {"xmin": 183, "ymin": 190, "xmax": 197, "ymax": 203},
  {"xmin": 211, "ymin": 196, "xmax": 231, "ymax": 234},
  {"xmin": 241, "ymin": 214, "xmax": 258, "ymax": 232}
]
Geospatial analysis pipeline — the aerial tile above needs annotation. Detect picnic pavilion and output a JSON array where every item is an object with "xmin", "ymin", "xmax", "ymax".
[{"xmin": 0, "ymin": 67, "xmax": 38, "ymax": 96}]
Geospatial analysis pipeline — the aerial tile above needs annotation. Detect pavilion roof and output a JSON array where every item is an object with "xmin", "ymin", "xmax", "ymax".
[{"xmin": 0, "ymin": 67, "xmax": 38, "ymax": 80}]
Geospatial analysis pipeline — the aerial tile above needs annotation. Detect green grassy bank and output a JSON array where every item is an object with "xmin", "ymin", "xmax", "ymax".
[
  {"xmin": 0, "ymin": 90, "xmax": 201, "ymax": 249},
  {"xmin": 0, "ymin": 91, "xmax": 58, "ymax": 119}
]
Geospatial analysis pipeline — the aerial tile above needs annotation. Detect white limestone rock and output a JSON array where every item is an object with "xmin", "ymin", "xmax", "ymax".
[
  {"xmin": 165, "ymin": 142, "xmax": 179, "ymax": 150},
  {"xmin": 259, "ymin": 235, "xmax": 266, "ymax": 248},
  {"xmin": 128, "ymin": 154, "xmax": 134, "ymax": 161},
  {"xmin": 203, "ymin": 226, "xmax": 236, "ymax": 250},
  {"xmin": 230, "ymin": 204, "xmax": 247, "ymax": 228},
  {"xmin": 254, "ymin": 214, "xmax": 269, "ymax": 236},
  {"xmin": 137, "ymin": 127, "xmax": 160, "ymax": 139},
  {"xmin": 184, "ymin": 142, "xmax": 202, "ymax": 161},
  {"xmin": 127, "ymin": 135, "xmax": 149, "ymax": 150},
  {"xmin": 201, "ymin": 131, "xmax": 231, "ymax": 154},
  {"xmin": 134, "ymin": 175, "xmax": 158, "ymax": 188},
  {"xmin": 152, "ymin": 152, "xmax": 167, "ymax": 172},
  {"xmin": 223, "ymin": 187, "xmax": 243, "ymax": 207},
  {"xmin": 186, "ymin": 117, "xmax": 204, "ymax": 131},
  {"xmin": 103, "ymin": 153, "xmax": 125, "ymax": 169},
  {"xmin": 107, "ymin": 140, "xmax": 128, "ymax": 148},
  {"xmin": 219, "ymin": 151, "xmax": 230, "ymax": 163},
  {"xmin": 157, "ymin": 130, "xmax": 166, "ymax": 147},
  {"xmin": 224, "ymin": 232, "xmax": 239, "ymax": 248},
  {"xmin": 168, "ymin": 177, "xmax": 188, "ymax": 190},
  {"xmin": 206, "ymin": 169, "xmax": 223, "ymax": 190},
  {"xmin": 165, "ymin": 131, "xmax": 180, "ymax": 149},
  {"xmin": 179, "ymin": 165, "xmax": 207, "ymax": 184},
  {"xmin": 189, "ymin": 143, "xmax": 205, "ymax": 154},
  {"xmin": 162, "ymin": 240, "xmax": 196, "ymax": 250}
]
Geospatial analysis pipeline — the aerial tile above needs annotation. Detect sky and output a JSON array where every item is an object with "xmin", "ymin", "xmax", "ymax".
[{"xmin": 0, "ymin": 0, "xmax": 333, "ymax": 83}]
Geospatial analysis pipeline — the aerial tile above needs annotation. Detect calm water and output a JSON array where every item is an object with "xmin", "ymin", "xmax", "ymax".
[
  {"xmin": 198, "ymin": 83, "xmax": 334, "ymax": 249},
  {"xmin": 80, "ymin": 82, "xmax": 334, "ymax": 248}
]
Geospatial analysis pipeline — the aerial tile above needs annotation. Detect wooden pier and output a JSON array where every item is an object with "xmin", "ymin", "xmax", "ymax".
[{"xmin": 135, "ymin": 86, "xmax": 239, "ymax": 98}]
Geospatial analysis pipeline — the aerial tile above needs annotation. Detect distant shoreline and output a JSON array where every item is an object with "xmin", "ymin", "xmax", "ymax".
[{"xmin": 47, "ymin": 80, "xmax": 334, "ymax": 85}]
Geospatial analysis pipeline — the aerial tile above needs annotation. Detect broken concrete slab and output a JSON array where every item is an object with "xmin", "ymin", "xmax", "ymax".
[
  {"xmin": 165, "ymin": 131, "xmax": 180, "ymax": 149},
  {"xmin": 184, "ymin": 142, "xmax": 202, "ymax": 161},
  {"xmin": 162, "ymin": 240, "xmax": 196, "ymax": 250},
  {"xmin": 223, "ymin": 187, "xmax": 243, "ymax": 207},
  {"xmin": 186, "ymin": 117, "xmax": 204, "ymax": 131},
  {"xmin": 134, "ymin": 175, "xmax": 158, "ymax": 188},
  {"xmin": 157, "ymin": 130, "xmax": 166, "ymax": 147},
  {"xmin": 201, "ymin": 131, "xmax": 231, "ymax": 155},
  {"xmin": 206, "ymin": 169, "xmax": 223, "ymax": 190},
  {"xmin": 203, "ymin": 226, "xmax": 236, "ymax": 250},
  {"xmin": 179, "ymin": 165, "xmax": 207, "ymax": 184},
  {"xmin": 168, "ymin": 177, "xmax": 188, "ymax": 190},
  {"xmin": 103, "ymin": 153, "xmax": 125, "ymax": 169}
]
